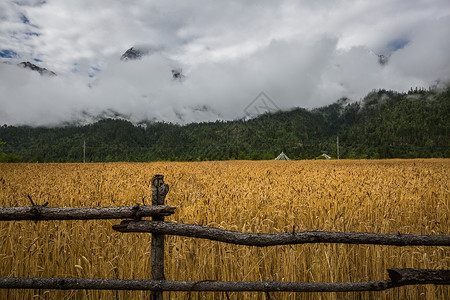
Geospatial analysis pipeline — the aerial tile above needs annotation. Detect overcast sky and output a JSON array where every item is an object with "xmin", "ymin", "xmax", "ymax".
[{"xmin": 1, "ymin": 0, "xmax": 449, "ymax": 126}]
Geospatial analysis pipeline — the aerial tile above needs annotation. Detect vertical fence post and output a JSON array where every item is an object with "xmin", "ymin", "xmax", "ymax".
[{"xmin": 150, "ymin": 175, "xmax": 169, "ymax": 300}]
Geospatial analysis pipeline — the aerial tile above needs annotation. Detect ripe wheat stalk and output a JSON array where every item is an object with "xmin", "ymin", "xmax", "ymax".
[{"xmin": 0, "ymin": 159, "xmax": 448, "ymax": 299}]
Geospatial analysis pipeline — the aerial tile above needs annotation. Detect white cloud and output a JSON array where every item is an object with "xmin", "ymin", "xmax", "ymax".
[
  {"xmin": 390, "ymin": 15, "xmax": 450, "ymax": 82},
  {"xmin": 1, "ymin": 0, "xmax": 450, "ymax": 126}
]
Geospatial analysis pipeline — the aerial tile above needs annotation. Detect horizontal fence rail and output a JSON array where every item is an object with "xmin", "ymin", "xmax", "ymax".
[
  {"xmin": 1, "ymin": 269, "xmax": 449, "ymax": 292},
  {"xmin": 0, "ymin": 205, "xmax": 176, "ymax": 221},
  {"xmin": 113, "ymin": 220, "xmax": 450, "ymax": 247}
]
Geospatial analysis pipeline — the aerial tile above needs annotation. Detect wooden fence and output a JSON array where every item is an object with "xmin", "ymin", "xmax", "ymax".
[{"xmin": 0, "ymin": 174, "xmax": 449, "ymax": 299}]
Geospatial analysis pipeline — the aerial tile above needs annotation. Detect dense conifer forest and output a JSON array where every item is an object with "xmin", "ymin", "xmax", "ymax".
[{"xmin": 1, "ymin": 87, "xmax": 449, "ymax": 162}]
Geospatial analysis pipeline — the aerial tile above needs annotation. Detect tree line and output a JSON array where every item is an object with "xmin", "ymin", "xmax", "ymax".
[{"xmin": 1, "ymin": 86, "xmax": 449, "ymax": 162}]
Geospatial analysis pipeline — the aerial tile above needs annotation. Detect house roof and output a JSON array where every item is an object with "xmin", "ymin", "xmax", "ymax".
[{"xmin": 275, "ymin": 152, "xmax": 290, "ymax": 160}]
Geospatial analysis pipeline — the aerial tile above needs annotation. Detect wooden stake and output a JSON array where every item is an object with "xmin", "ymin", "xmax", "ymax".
[{"xmin": 150, "ymin": 175, "xmax": 169, "ymax": 300}]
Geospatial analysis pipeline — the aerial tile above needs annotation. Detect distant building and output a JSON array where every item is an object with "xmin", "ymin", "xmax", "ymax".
[
  {"xmin": 275, "ymin": 152, "xmax": 290, "ymax": 160},
  {"xmin": 322, "ymin": 153, "xmax": 331, "ymax": 159}
]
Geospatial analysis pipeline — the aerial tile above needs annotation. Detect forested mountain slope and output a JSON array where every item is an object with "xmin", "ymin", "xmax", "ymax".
[{"xmin": 1, "ymin": 87, "xmax": 449, "ymax": 162}]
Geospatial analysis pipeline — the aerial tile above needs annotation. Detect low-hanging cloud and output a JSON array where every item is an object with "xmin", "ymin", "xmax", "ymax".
[{"xmin": 1, "ymin": 0, "xmax": 449, "ymax": 126}]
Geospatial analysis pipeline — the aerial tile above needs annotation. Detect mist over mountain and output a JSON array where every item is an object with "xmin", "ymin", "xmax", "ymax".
[
  {"xmin": 1, "ymin": 1, "xmax": 449, "ymax": 127},
  {"xmin": 2, "ymin": 40, "xmax": 448, "ymax": 128}
]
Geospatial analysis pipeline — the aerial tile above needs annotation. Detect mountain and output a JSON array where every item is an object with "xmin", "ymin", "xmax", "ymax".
[
  {"xmin": 120, "ymin": 46, "xmax": 185, "ymax": 80},
  {"xmin": 1, "ymin": 86, "xmax": 448, "ymax": 162},
  {"xmin": 18, "ymin": 61, "xmax": 56, "ymax": 76},
  {"xmin": 120, "ymin": 47, "xmax": 146, "ymax": 61}
]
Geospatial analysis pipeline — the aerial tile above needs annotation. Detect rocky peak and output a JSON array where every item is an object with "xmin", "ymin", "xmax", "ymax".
[
  {"xmin": 171, "ymin": 68, "xmax": 185, "ymax": 81},
  {"xmin": 377, "ymin": 54, "xmax": 389, "ymax": 66},
  {"xmin": 120, "ymin": 47, "xmax": 144, "ymax": 61},
  {"xmin": 18, "ymin": 61, "xmax": 56, "ymax": 76}
]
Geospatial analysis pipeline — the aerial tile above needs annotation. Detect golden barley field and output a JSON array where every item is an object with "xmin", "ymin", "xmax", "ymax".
[{"xmin": 0, "ymin": 159, "xmax": 449, "ymax": 299}]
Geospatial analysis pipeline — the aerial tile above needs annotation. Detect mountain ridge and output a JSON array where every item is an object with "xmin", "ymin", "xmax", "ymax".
[{"xmin": 18, "ymin": 61, "xmax": 56, "ymax": 76}]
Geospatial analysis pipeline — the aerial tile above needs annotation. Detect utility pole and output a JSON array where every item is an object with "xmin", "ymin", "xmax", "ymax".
[
  {"xmin": 337, "ymin": 136, "xmax": 340, "ymax": 160},
  {"xmin": 83, "ymin": 140, "xmax": 86, "ymax": 163}
]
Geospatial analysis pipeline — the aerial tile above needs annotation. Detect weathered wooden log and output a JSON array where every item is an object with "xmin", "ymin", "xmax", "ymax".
[
  {"xmin": 150, "ymin": 175, "xmax": 169, "ymax": 300},
  {"xmin": 113, "ymin": 220, "xmax": 450, "ymax": 247},
  {"xmin": 0, "ymin": 277, "xmax": 393, "ymax": 291},
  {"xmin": 0, "ymin": 269, "xmax": 448, "ymax": 291},
  {"xmin": 387, "ymin": 268, "xmax": 450, "ymax": 285},
  {"xmin": 0, "ymin": 205, "xmax": 176, "ymax": 221}
]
